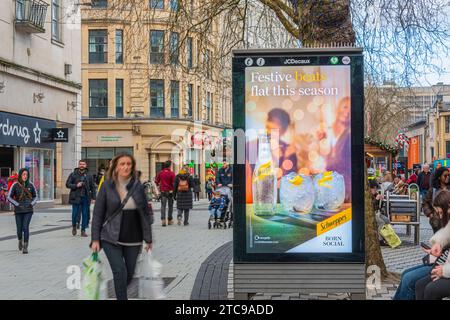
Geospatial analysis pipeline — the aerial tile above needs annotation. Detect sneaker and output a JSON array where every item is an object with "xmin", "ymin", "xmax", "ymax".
[
  {"xmin": 162, "ymin": 220, "xmax": 167, "ymax": 227},
  {"xmin": 80, "ymin": 230, "xmax": 88, "ymax": 237},
  {"xmin": 177, "ymin": 216, "xmax": 182, "ymax": 225},
  {"xmin": 168, "ymin": 220, "xmax": 174, "ymax": 226},
  {"xmin": 72, "ymin": 226, "xmax": 77, "ymax": 236}
]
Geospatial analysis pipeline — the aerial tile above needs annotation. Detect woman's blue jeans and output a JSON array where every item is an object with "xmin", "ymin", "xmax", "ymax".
[{"xmin": 393, "ymin": 264, "xmax": 433, "ymax": 300}]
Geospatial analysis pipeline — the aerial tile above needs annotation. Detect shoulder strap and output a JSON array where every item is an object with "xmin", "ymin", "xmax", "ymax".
[{"xmin": 102, "ymin": 180, "xmax": 139, "ymax": 227}]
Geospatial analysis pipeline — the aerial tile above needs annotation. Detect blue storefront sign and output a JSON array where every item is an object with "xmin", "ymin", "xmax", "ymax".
[{"xmin": 0, "ymin": 111, "xmax": 56, "ymax": 148}]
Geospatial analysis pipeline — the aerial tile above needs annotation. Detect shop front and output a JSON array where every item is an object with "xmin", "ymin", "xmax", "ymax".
[{"xmin": 0, "ymin": 111, "xmax": 56, "ymax": 206}]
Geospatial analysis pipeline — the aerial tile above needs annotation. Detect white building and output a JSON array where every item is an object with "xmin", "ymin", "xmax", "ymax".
[{"xmin": 0, "ymin": 0, "xmax": 81, "ymax": 207}]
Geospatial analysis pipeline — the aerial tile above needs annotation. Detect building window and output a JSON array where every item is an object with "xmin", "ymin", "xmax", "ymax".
[
  {"xmin": 16, "ymin": 0, "xmax": 24, "ymax": 20},
  {"xmin": 170, "ymin": 32, "xmax": 179, "ymax": 65},
  {"xmin": 170, "ymin": 81, "xmax": 179, "ymax": 118},
  {"xmin": 51, "ymin": 0, "xmax": 62, "ymax": 42},
  {"xmin": 444, "ymin": 116, "xmax": 450, "ymax": 133},
  {"xmin": 206, "ymin": 92, "xmax": 212, "ymax": 122},
  {"xmin": 197, "ymin": 85, "xmax": 201, "ymax": 120},
  {"xmin": 446, "ymin": 141, "xmax": 450, "ymax": 157},
  {"xmin": 91, "ymin": 0, "xmax": 107, "ymax": 8},
  {"xmin": 150, "ymin": 80, "xmax": 165, "ymax": 118},
  {"xmin": 116, "ymin": 79, "xmax": 123, "ymax": 118},
  {"xmin": 89, "ymin": 79, "xmax": 108, "ymax": 118},
  {"xmin": 150, "ymin": 30, "xmax": 165, "ymax": 64},
  {"xmin": 150, "ymin": 0, "xmax": 164, "ymax": 9},
  {"xmin": 89, "ymin": 30, "xmax": 108, "ymax": 64},
  {"xmin": 187, "ymin": 84, "xmax": 193, "ymax": 118},
  {"xmin": 115, "ymin": 30, "xmax": 123, "ymax": 64},
  {"xmin": 197, "ymin": 39, "xmax": 201, "ymax": 68},
  {"xmin": 187, "ymin": 37, "xmax": 193, "ymax": 69},
  {"xmin": 205, "ymin": 49, "xmax": 212, "ymax": 79},
  {"xmin": 170, "ymin": 0, "xmax": 178, "ymax": 11},
  {"xmin": 82, "ymin": 147, "xmax": 133, "ymax": 177}
]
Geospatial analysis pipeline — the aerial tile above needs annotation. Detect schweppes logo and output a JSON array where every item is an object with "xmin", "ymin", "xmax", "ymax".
[{"xmin": 317, "ymin": 208, "xmax": 352, "ymax": 236}]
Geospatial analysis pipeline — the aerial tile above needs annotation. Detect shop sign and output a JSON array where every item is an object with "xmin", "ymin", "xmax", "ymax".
[
  {"xmin": 98, "ymin": 135, "xmax": 123, "ymax": 143},
  {"xmin": 0, "ymin": 111, "xmax": 55, "ymax": 148}
]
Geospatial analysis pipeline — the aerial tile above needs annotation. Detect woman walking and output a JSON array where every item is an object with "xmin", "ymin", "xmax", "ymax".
[
  {"xmin": 7, "ymin": 168, "xmax": 37, "ymax": 254},
  {"xmin": 193, "ymin": 175, "xmax": 201, "ymax": 201},
  {"xmin": 174, "ymin": 166, "xmax": 194, "ymax": 226},
  {"xmin": 90, "ymin": 153, "xmax": 152, "ymax": 300},
  {"xmin": 423, "ymin": 166, "xmax": 450, "ymax": 233}
]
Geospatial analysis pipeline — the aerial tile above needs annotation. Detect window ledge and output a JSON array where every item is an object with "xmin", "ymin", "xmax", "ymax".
[{"xmin": 51, "ymin": 38, "xmax": 64, "ymax": 47}]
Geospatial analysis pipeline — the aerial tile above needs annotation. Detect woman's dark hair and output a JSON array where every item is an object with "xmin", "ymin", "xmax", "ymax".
[
  {"xmin": 106, "ymin": 153, "xmax": 137, "ymax": 183},
  {"xmin": 18, "ymin": 168, "xmax": 30, "ymax": 186},
  {"xmin": 433, "ymin": 189, "xmax": 450, "ymax": 227},
  {"xmin": 432, "ymin": 166, "xmax": 449, "ymax": 189},
  {"xmin": 267, "ymin": 108, "xmax": 290, "ymax": 129}
]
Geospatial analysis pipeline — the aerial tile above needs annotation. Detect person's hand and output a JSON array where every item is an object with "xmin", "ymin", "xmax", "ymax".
[
  {"xmin": 218, "ymin": 184, "xmax": 222, "ymax": 188},
  {"xmin": 77, "ymin": 182, "xmax": 83, "ymax": 188},
  {"xmin": 91, "ymin": 241, "xmax": 100, "ymax": 252},
  {"xmin": 435, "ymin": 207, "xmax": 444, "ymax": 219},
  {"xmin": 430, "ymin": 243, "xmax": 442, "ymax": 257},
  {"xmin": 431, "ymin": 265, "xmax": 443, "ymax": 281},
  {"xmin": 316, "ymin": 129, "xmax": 326, "ymax": 140},
  {"xmin": 144, "ymin": 243, "xmax": 152, "ymax": 252}
]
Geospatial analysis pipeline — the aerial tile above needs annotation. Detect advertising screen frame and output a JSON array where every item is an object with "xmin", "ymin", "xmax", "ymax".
[{"xmin": 232, "ymin": 48, "xmax": 365, "ymax": 263}]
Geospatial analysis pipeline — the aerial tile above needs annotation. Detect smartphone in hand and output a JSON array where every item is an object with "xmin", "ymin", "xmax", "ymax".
[{"xmin": 421, "ymin": 242, "xmax": 431, "ymax": 250}]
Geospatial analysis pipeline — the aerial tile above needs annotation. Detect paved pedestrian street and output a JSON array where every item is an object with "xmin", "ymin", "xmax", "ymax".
[
  {"xmin": 0, "ymin": 201, "xmax": 439, "ymax": 300},
  {"xmin": 0, "ymin": 199, "xmax": 232, "ymax": 300}
]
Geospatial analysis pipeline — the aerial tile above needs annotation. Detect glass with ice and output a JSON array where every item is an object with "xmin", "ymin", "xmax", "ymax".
[
  {"xmin": 313, "ymin": 171, "xmax": 345, "ymax": 211},
  {"xmin": 280, "ymin": 172, "xmax": 314, "ymax": 214}
]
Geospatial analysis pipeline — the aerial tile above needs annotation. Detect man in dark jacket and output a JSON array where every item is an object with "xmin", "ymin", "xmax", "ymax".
[
  {"xmin": 216, "ymin": 161, "xmax": 233, "ymax": 188},
  {"xmin": 66, "ymin": 160, "xmax": 96, "ymax": 237},
  {"xmin": 155, "ymin": 160, "xmax": 175, "ymax": 226},
  {"xmin": 417, "ymin": 164, "xmax": 432, "ymax": 202}
]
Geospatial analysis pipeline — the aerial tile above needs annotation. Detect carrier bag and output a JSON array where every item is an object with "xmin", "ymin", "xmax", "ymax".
[
  {"xmin": 137, "ymin": 251, "xmax": 166, "ymax": 300},
  {"xmin": 79, "ymin": 252, "xmax": 106, "ymax": 300},
  {"xmin": 379, "ymin": 224, "xmax": 402, "ymax": 249}
]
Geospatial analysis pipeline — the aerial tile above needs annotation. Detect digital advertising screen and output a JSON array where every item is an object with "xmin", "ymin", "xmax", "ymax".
[{"xmin": 232, "ymin": 49, "xmax": 365, "ymax": 263}]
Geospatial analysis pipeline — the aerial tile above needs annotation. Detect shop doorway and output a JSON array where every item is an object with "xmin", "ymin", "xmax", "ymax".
[{"xmin": 155, "ymin": 162, "xmax": 164, "ymax": 178}]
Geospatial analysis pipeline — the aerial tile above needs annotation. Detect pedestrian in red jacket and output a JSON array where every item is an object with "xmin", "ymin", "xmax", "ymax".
[
  {"xmin": 155, "ymin": 160, "xmax": 175, "ymax": 226},
  {"xmin": 7, "ymin": 171, "xmax": 18, "ymax": 192}
]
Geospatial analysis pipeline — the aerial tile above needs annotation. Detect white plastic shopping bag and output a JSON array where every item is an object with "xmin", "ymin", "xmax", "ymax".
[
  {"xmin": 79, "ymin": 252, "xmax": 107, "ymax": 300},
  {"xmin": 138, "ymin": 250, "xmax": 166, "ymax": 300}
]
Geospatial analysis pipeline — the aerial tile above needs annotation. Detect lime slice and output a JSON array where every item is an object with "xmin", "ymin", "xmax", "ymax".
[
  {"xmin": 288, "ymin": 175, "xmax": 303, "ymax": 186},
  {"xmin": 318, "ymin": 174, "xmax": 332, "ymax": 188}
]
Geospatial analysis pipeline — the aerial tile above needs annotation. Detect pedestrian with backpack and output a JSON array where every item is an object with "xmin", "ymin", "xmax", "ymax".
[
  {"xmin": 173, "ymin": 166, "xmax": 194, "ymax": 226},
  {"xmin": 7, "ymin": 168, "xmax": 38, "ymax": 254}
]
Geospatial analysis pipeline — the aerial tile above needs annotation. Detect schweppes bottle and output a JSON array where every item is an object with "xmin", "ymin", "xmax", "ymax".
[{"xmin": 252, "ymin": 134, "xmax": 277, "ymax": 215}]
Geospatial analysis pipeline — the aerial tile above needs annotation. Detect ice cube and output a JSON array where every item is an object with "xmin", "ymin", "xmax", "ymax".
[
  {"xmin": 280, "ymin": 172, "xmax": 314, "ymax": 214},
  {"xmin": 313, "ymin": 171, "xmax": 345, "ymax": 211}
]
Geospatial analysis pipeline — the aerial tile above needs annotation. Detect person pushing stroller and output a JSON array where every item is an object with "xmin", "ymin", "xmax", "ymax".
[{"xmin": 208, "ymin": 190, "xmax": 227, "ymax": 229}]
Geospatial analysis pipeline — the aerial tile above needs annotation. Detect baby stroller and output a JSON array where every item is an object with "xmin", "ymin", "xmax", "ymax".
[{"xmin": 208, "ymin": 187, "xmax": 231, "ymax": 229}]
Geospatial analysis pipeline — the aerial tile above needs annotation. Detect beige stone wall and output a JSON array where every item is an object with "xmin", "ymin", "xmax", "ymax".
[{"xmin": 0, "ymin": 0, "xmax": 82, "ymax": 204}]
